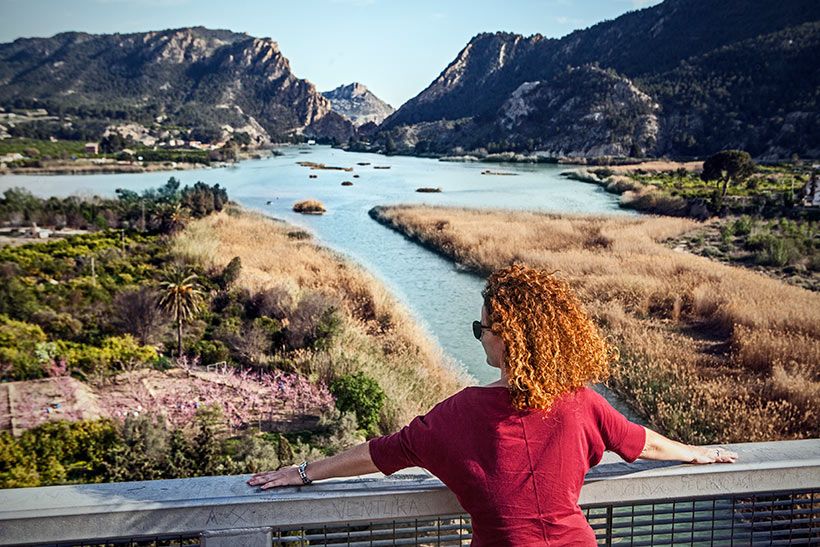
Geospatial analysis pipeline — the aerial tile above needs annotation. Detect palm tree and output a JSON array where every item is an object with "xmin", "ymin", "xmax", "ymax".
[{"xmin": 158, "ymin": 267, "xmax": 204, "ymax": 357}]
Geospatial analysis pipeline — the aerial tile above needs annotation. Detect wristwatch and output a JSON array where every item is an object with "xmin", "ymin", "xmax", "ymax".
[{"xmin": 297, "ymin": 461, "xmax": 312, "ymax": 485}]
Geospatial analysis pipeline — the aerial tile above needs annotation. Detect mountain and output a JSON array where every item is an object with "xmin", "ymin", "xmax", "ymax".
[
  {"xmin": 322, "ymin": 83, "xmax": 395, "ymax": 126},
  {"xmin": 379, "ymin": 0, "xmax": 820, "ymax": 159},
  {"xmin": 0, "ymin": 27, "xmax": 355, "ymax": 143}
]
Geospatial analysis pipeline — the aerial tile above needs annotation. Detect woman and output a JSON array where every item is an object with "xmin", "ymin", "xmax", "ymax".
[{"xmin": 248, "ymin": 264, "xmax": 737, "ymax": 545}]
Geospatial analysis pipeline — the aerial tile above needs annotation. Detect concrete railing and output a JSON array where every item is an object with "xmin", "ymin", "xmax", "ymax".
[{"xmin": 0, "ymin": 439, "xmax": 818, "ymax": 545}]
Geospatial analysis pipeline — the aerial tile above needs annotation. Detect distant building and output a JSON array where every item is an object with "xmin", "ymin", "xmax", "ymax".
[
  {"xmin": 0, "ymin": 153, "xmax": 24, "ymax": 163},
  {"xmin": 84, "ymin": 143, "xmax": 99, "ymax": 154},
  {"xmin": 28, "ymin": 224, "xmax": 51, "ymax": 239},
  {"xmin": 805, "ymin": 170, "xmax": 820, "ymax": 207}
]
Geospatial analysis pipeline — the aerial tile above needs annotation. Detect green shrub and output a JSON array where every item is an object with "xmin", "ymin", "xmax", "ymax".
[
  {"xmin": 106, "ymin": 414, "xmax": 170, "ymax": 482},
  {"xmin": 56, "ymin": 335, "xmax": 157, "ymax": 376},
  {"xmin": 0, "ymin": 419, "xmax": 121, "ymax": 488},
  {"xmin": 746, "ymin": 230, "xmax": 772, "ymax": 252},
  {"xmin": 228, "ymin": 432, "xmax": 281, "ymax": 473},
  {"xmin": 330, "ymin": 372, "xmax": 386, "ymax": 437},
  {"xmin": 191, "ymin": 339, "xmax": 230, "ymax": 365},
  {"xmin": 0, "ymin": 314, "xmax": 48, "ymax": 380},
  {"xmin": 754, "ymin": 237, "xmax": 800, "ymax": 267},
  {"xmin": 732, "ymin": 215, "xmax": 754, "ymax": 236},
  {"xmin": 719, "ymin": 222, "xmax": 735, "ymax": 244},
  {"xmin": 220, "ymin": 256, "xmax": 242, "ymax": 289}
]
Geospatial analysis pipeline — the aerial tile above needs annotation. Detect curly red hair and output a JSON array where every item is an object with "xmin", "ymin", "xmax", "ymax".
[{"xmin": 482, "ymin": 264, "xmax": 616, "ymax": 411}]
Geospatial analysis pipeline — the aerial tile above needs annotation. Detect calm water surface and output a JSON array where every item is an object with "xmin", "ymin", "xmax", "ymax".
[{"xmin": 0, "ymin": 146, "xmax": 632, "ymax": 384}]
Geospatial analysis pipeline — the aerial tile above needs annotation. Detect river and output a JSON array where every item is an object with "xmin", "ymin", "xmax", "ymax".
[{"xmin": 0, "ymin": 145, "xmax": 632, "ymax": 385}]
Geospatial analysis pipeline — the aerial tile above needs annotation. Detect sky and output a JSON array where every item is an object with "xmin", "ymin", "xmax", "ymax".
[{"xmin": 0, "ymin": 0, "xmax": 661, "ymax": 108}]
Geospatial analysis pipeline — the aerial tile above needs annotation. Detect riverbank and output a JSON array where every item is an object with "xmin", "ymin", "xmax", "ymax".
[
  {"xmin": 666, "ymin": 217, "xmax": 819, "ymax": 292},
  {"xmin": 0, "ymin": 140, "xmax": 281, "ymax": 176},
  {"xmin": 173, "ymin": 207, "xmax": 466, "ymax": 428},
  {"xmin": 560, "ymin": 161, "xmax": 819, "ymax": 288},
  {"xmin": 369, "ymin": 204, "xmax": 820, "ymax": 444},
  {"xmin": 0, "ymin": 182, "xmax": 466, "ymax": 487},
  {"xmin": 560, "ymin": 161, "xmax": 817, "ymax": 219},
  {"xmin": 0, "ymin": 158, "xmax": 212, "ymax": 175}
]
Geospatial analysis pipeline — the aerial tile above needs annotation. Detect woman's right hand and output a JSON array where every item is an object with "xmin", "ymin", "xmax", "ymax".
[
  {"xmin": 688, "ymin": 445, "xmax": 738, "ymax": 464},
  {"xmin": 247, "ymin": 467, "xmax": 303, "ymax": 489}
]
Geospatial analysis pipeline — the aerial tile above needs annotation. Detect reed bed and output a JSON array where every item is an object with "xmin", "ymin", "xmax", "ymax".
[
  {"xmin": 173, "ymin": 206, "xmax": 465, "ymax": 428},
  {"xmin": 292, "ymin": 199, "xmax": 326, "ymax": 214},
  {"xmin": 371, "ymin": 205, "xmax": 820, "ymax": 443}
]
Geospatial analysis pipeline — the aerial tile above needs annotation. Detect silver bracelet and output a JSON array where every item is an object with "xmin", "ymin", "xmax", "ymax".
[{"xmin": 297, "ymin": 461, "xmax": 312, "ymax": 485}]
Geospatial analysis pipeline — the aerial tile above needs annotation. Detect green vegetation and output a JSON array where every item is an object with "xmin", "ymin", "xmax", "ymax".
[
  {"xmin": 627, "ymin": 169, "xmax": 807, "ymax": 201},
  {"xmin": 701, "ymin": 150, "xmax": 756, "ymax": 202},
  {"xmin": 1, "ymin": 177, "xmax": 227, "ymax": 230},
  {"xmin": 0, "ymin": 182, "xmax": 462, "ymax": 488},
  {"xmin": 0, "ymin": 138, "xmax": 90, "ymax": 159},
  {"xmin": 330, "ymin": 372, "xmax": 386, "ymax": 436},
  {"xmin": 583, "ymin": 154, "xmax": 816, "ymax": 219},
  {"xmin": 0, "ymin": 405, "xmax": 361, "ymax": 488},
  {"xmin": 137, "ymin": 148, "xmax": 212, "ymax": 165},
  {"xmin": 158, "ymin": 268, "xmax": 205, "ymax": 357},
  {"xmin": 672, "ymin": 216, "xmax": 819, "ymax": 291}
]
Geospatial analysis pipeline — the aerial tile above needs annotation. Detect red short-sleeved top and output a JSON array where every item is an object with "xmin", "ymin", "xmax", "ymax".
[{"xmin": 369, "ymin": 386, "xmax": 645, "ymax": 546}]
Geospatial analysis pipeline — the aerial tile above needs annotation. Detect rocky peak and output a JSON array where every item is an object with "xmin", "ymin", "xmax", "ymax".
[
  {"xmin": 381, "ymin": 31, "xmax": 545, "ymax": 128},
  {"xmin": 141, "ymin": 28, "xmax": 232, "ymax": 64},
  {"xmin": 322, "ymin": 83, "xmax": 394, "ymax": 126}
]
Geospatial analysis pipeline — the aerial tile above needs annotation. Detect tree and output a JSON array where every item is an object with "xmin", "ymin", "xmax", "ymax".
[
  {"xmin": 158, "ymin": 267, "xmax": 204, "ymax": 357},
  {"xmin": 219, "ymin": 257, "xmax": 242, "ymax": 290},
  {"xmin": 330, "ymin": 372, "xmax": 386, "ymax": 437},
  {"xmin": 154, "ymin": 202, "xmax": 189, "ymax": 234},
  {"xmin": 193, "ymin": 405, "xmax": 226, "ymax": 476},
  {"xmin": 113, "ymin": 287, "xmax": 168, "ymax": 345},
  {"xmin": 701, "ymin": 150, "xmax": 756, "ymax": 201}
]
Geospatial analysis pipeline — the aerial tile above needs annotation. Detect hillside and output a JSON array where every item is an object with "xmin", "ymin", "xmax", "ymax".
[
  {"xmin": 0, "ymin": 27, "xmax": 355, "ymax": 144},
  {"xmin": 378, "ymin": 0, "xmax": 820, "ymax": 159}
]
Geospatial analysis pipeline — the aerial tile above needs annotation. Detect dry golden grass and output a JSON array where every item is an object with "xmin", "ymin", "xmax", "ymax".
[
  {"xmin": 605, "ymin": 160, "xmax": 703, "ymax": 174},
  {"xmin": 293, "ymin": 199, "xmax": 326, "ymax": 214},
  {"xmin": 372, "ymin": 205, "xmax": 820, "ymax": 443},
  {"xmin": 173, "ymin": 206, "xmax": 465, "ymax": 428}
]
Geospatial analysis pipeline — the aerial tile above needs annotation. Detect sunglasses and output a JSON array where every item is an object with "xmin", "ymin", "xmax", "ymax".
[{"xmin": 472, "ymin": 320, "xmax": 491, "ymax": 340}]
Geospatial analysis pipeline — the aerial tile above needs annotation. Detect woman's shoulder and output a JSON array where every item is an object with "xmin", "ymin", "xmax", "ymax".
[{"xmin": 438, "ymin": 385, "xmax": 511, "ymax": 410}]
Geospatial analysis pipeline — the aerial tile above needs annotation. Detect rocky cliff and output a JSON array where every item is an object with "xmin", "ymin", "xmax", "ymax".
[
  {"xmin": 379, "ymin": 0, "xmax": 820, "ymax": 159},
  {"xmin": 322, "ymin": 83, "xmax": 394, "ymax": 126},
  {"xmin": 0, "ymin": 27, "xmax": 355, "ymax": 143}
]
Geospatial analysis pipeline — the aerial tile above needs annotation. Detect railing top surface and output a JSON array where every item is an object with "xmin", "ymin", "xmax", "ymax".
[
  {"xmin": 1, "ymin": 439, "xmax": 818, "ymax": 513},
  {"xmin": 0, "ymin": 439, "xmax": 818, "ymax": 545}
]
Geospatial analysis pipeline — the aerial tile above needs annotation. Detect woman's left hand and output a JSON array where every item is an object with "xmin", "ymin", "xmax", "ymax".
[
  {"xmin": 689, "ymin": 446, "xmax": 738, "ymax": 464},
  {"xmin": 247, "ymin": 467, "xmax": 302, "ymax": 489}
]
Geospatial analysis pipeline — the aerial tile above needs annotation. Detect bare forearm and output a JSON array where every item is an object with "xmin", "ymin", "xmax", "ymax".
[
  {"xmin": 640, "ymin": 428, "xmax": 696, "ymax": 461},
  {"xmin": 248, "ymin": 441, "xmax": 379, "ymax": 489},
  {"xmin": 639, "ymin": 427, "xmax": 738, "ymax": 464},
  {"xmin": 306, "ymin": 441, "xmax": 379, "ymax": 481}
]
